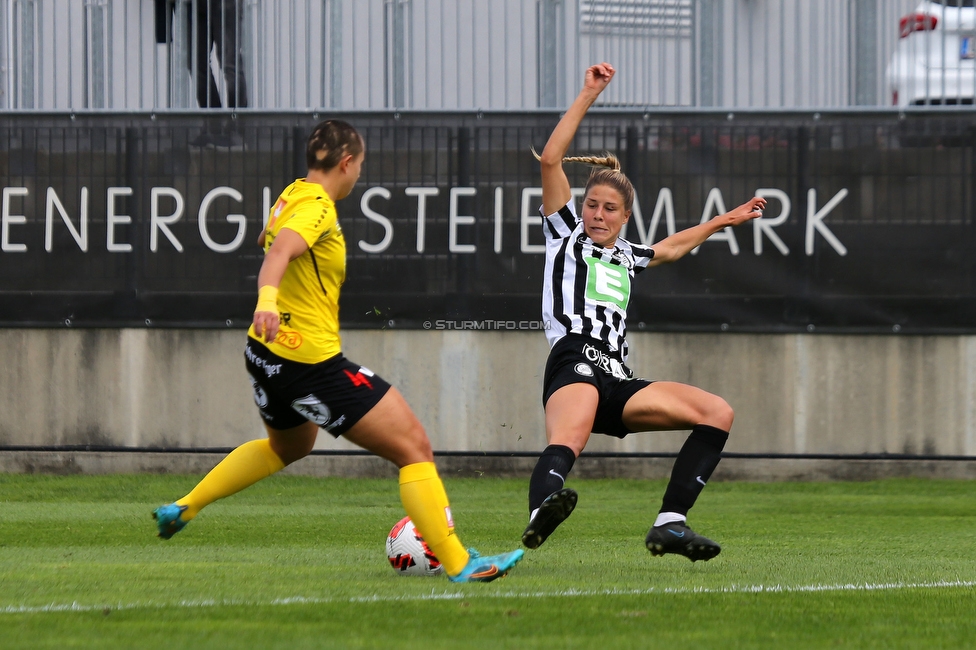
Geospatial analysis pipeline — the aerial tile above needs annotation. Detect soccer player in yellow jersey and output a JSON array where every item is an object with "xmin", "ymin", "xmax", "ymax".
[{"xmin": 153, "ymin": 120, "xmax": 523, "ymax": 583}]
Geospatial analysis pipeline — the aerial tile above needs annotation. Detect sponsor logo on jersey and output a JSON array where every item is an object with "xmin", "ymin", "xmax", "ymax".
[
  {"xmin": 291, "ymin": 394, "xmax": 331, "ymax": 426},
  {"xmin": 344, "ymin": 368, "xmax": 374, "ymax": 389},
  {"xmin": 583, "ymin": 257, "xmax": 631, "ymax": 309},
  {"xmin": 247, "ymin": 374, "xmax": 269, "ymax": 410},
  {"xmin": 611, "ymin": 251, "xmax": 634, "ymax": 269},
  {"xmin": 245, "ymin": 346, "xmax": 283, "ymax": 377},
  {"xmin": 574, "ymin": 362, "xmax": 594, "ymax": 377},
  {"xmin": 274, "ymin": 329, "xmax": 303, "ymax": 349},
  {"xmin": 582, "ymin": 343, "xmax": 631, "ymax": 380},
  {"xmin": 266, "ymin": 198, "xmax": 287, "ymax": 233}
]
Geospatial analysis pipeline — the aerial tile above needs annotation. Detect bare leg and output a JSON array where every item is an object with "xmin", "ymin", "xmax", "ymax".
[
  {"xmin": 267, "ymin": 420, "xmax": 318, "ymax": 465},
  {"xmin": 621, "ymin": 381, "xmax": 733, "ymax": 433},
  {"xmin": 341, "ymin": 387, "xmax": 432, "ymax": 467},
  {"xmin": 522, "ymin": 383, "xmax": 598, "ymax": 548},
  {"xmin": 342, "ymin": 388, "xmax": 470, "ymax": 575},
  {"xmin": 544, "ymin": 383, "xmax": 599, "ymax": 454}
]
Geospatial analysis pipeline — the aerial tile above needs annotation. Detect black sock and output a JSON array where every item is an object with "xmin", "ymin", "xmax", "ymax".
[
  {"xmin": 659, "ymin": 424, "xmax": 729, "ymax": 517},
  {"xmin": 528, "ymin": 444, "xmax": 577, "ymax": 513}
]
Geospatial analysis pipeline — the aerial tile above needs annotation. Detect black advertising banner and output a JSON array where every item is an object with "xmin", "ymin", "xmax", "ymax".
[{"xmin": 0, "ymin": 110, "xmax": 974, "ymax": 332}]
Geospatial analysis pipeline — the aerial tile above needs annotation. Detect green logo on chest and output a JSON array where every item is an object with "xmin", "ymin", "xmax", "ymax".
[{"xmin": 584, "ymin": 257, "xmax": 631, "ymax": 309}]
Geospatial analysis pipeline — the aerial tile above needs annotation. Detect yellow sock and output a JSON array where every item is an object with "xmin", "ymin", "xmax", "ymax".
[
  {"xmin": 176, "ymin": 439, "xmax": 285, "ymax": 521},
  {"xmin": 399, "ymin": 462, "xmax": 470, "ymax": 576}
]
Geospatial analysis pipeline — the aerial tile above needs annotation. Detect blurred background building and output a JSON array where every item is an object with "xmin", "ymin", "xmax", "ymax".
[{"xmin": 2, "ymin": 0, "xmax": 958, "ymax": 112}]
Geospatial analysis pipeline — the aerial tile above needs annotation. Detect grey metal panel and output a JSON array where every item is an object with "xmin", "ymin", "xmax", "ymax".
[{"xmin": 0, "ymin": 0, "xmax": 958, "ymax": 110}]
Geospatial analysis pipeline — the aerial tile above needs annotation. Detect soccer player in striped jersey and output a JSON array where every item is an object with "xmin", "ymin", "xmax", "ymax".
[
  {"xmin": 522, "ymin": 63, "xmax": 766, "ymax": 561},
  {"xmin": 153, "ymin": 120, "xmax": 523, "ymax": 583}
]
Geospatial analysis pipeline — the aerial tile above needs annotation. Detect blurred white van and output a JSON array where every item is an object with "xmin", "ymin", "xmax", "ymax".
[{"xmin": 886, "ymin": 0, "xmax": 976, "ymax": 105}]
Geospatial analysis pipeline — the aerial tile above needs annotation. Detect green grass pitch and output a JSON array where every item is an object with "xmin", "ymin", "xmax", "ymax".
[{"xmin": 1, "ymin": 473, "xmax": 974, "ymax": 648}]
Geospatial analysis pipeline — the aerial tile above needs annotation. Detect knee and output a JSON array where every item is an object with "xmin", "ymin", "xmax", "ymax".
[
  {"xmin": 271, "ymin": 436, "xmax": 315, "ymax": 466},
  {"xmin": 547, "ymin": 432, "xmax": 588, "ymax": 457},
  {"xmin": 395, "ymin": 419, "xmax": 434, "ymax": 465},
  {"xmin": 700, "ymin": 395, "xmax": 734, "ymax": 432},
  {"xmin": 412, "ymin": 425, "xmax": 434, "ymax": 462}
]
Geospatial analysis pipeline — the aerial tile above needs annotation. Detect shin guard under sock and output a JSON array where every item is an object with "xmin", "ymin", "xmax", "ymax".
[
  {"xmin": 659, "ymin": 424, "xmax": 729, "ymax": 516},
  {"xmin": 399, "ymin": 462, "xmax": 469, "ymax": 576},
  {"xmin": 176, "ymin": 438, "xmax": 285, "ymax": 521},
  {"xmin": 528, "ymin": 444, "xmax": 577, "ymax": 514}
]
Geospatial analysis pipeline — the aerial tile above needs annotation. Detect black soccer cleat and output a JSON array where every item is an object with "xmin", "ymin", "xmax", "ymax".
[
  {"xmin": 645, "ymin": 521, "xmax": 721, "ymax": 562},
  {"xmin": 522, "ymin": 488, "xmax": 578, "ymax": 549}
]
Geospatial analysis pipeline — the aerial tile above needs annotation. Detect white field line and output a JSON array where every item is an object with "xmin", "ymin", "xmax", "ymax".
[{"xmin": 2, "ymin": 579, "xmax": 975, "ymax": 615}]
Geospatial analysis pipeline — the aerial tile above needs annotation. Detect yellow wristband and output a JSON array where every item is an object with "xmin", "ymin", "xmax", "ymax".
[{"xmin": 255, "ymin": 285, "xmax": 279, "ymax": 313}]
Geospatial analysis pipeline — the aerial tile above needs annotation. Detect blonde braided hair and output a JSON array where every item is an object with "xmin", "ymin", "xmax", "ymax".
[{"xmin": 531, "ymin": 147, "xmax": 634, "ymax": 212}]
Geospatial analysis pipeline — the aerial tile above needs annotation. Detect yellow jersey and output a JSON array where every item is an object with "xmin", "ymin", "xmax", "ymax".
[{"xmin": 247, "ymin": 179, "xmax": 345, "ymax": 363}]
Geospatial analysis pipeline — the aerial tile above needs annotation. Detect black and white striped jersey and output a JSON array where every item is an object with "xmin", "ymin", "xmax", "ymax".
[{"xmin": 542, "ymin": 200, "xmax": 655, "ymax": 363}]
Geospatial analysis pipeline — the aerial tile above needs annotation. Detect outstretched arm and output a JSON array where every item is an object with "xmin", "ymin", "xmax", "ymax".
[
  {"xmin": 539, "ymin": 63, "xmax": 615, "ymax": 215},
  {"xmin": 647, "ymin": 197, "xmax": 767, "ymax": 266}
]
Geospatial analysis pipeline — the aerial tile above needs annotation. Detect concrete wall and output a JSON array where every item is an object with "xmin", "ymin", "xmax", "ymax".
[
  {"xmin": 1, "ymin": 328, "xmax": 975, "ymax": 458},
  {"xmin": 4, "ymin": 450, "xmax": 976, "ymax": 482}
]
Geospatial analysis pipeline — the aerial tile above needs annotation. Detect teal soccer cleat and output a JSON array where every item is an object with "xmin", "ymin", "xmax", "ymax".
[
  {"xmin": 447, "ymin": 548, "xmax": 524, "ymax": 583},
  {"xmin": 153, "ymin": 503, "xmax": 189, "ymax": 540}
]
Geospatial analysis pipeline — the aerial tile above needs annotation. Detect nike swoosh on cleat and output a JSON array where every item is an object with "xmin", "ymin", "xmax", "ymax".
[
  {"xmin": 696, "ymin": 475, "xmax": 706, "ymax": 486},
  {"xmin": 667, "ymin": 529, "xmax": 686, "ymax": 538},
  {"xmin": 548, "ymin": 469, "xmax": 565, "ymax": 482},
  {"xmin": 470, "ymin": 565, "xmax": 500, "ymax": 579}
]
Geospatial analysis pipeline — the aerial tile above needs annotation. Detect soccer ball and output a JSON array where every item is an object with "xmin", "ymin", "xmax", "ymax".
[{"xmin": 386, "ymin": 516, "xmax": 444, "ymax": 576}]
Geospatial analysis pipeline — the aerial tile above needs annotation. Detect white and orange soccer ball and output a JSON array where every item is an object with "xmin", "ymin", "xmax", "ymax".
[{"xmin": 386, "ymin": 516, "xmax": 444, "ymax": 576}]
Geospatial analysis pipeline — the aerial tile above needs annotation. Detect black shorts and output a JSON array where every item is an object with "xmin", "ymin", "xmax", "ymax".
[
  {"xmin": 244, "ymin": 338, "xmax": 392, "ymax": 437},
  {"xmin": 542, "ymin": 334, "xmax": 653, "ymax": 439}
]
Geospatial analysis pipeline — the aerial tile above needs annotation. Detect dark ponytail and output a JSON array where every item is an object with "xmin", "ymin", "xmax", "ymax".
[{"xmin": 306, "ymin": 120, "xmax": 363, "ymax": 171}]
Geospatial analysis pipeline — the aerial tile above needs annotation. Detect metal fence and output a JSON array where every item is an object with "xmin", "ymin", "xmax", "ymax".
[{"xmin": 2, "ymin": 0, "xmax": 950, "ymax": 111}]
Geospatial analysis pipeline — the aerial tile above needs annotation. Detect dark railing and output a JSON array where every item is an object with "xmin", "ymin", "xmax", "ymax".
[{"xmin": 1, "ymin": 109, "xmax": 974, "ymax": 332}]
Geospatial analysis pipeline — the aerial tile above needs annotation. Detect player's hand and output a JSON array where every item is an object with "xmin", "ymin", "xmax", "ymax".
[
  {"xmin": 584, "ymin": 63, "xmax": 615, "ymax": 95},
  {"xmin": 253, "ymin": 310, "xmax": 280, "ymax": 343},
  {"xmin": 724, "ymin": 197, "xmax": 767, "ymax": 226}
]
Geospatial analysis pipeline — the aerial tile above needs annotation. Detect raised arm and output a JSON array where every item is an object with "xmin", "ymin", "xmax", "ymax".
[
  {"xmin": 539, "ymin": 63, "xmax": 615, "ymax": 215},
  {"xmin": 647, "ymin": 197, "xmax": 767, "ymax": 266}
]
